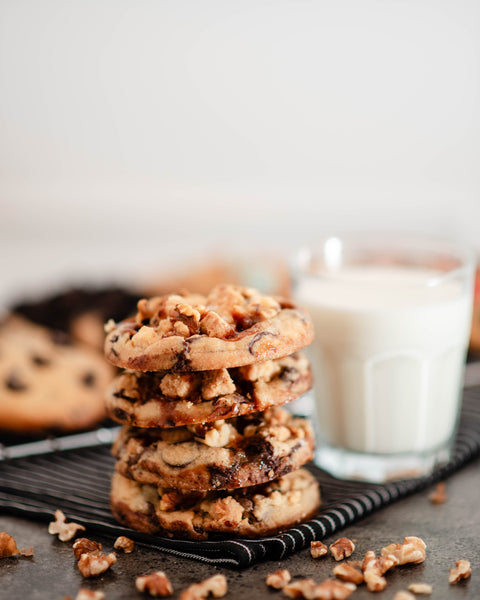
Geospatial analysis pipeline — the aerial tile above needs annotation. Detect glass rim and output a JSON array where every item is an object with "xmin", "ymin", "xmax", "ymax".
[{"xmin": 292, "ymin": 231, "xmax": 476, "ymax": 288}]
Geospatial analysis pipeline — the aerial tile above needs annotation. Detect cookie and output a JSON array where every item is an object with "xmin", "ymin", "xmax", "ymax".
[
  {"xmin": 104, "ymin": 284, "xmax": 314, "ymax": 372},
  {"xmin": 106, "ymin": 353, "xmax": 312, "ymax": 428},
  {"xmin": 110, "ymin": 467, "xmax": 320, "ymax": 540},
  {"xmin": 112, "ymin": 407, "xmax": 314, "ymax": 491},
  {"xmin": 0, "ymin": 316, "xmax": 114, "ymax": 433},
  {"xmin": 13, "ymin": 286, "xmax": 139, "ymax": 350}
]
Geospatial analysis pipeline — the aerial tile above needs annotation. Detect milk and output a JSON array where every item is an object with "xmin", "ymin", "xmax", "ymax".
[{"xmin": 296, "ymin": 266, "xmax": 473, "ymax": 457}]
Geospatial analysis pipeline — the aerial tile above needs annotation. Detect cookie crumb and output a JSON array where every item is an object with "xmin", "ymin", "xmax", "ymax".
[
  {"xmin": 428, "ymin": 482, "xmax": 447, "ymax": 504},
  {"xmin": 135, "ymin": 571, "xmax": 173, "ymax": 597},
  {"xmin": 113, "ymin": 536, "xmax": 134, "ymax": 553},
  {"xmin": 449, "ymin": 559, "xmax": 471, "ymax": 584},
  {"xmin": 179, "ymin": 574, "xmax": 227, "ymax": 600},
  {"xmin": 265, "ymin": 569, "xmax": 291, "ymax": 589},
  {"xmin": 48, "ymin": 510, "xmax": 85, "ymax": 542}
]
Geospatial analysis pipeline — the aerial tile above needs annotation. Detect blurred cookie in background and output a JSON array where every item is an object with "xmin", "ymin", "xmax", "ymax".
[
  {"xmin": 142, "ymin": 254, "xmax": 292, "ymax": 299},
  {"xmin": 12, "ymin": 286, "xmax": 140, "ymax": 351},
  {"xmin": 0, "ymin": 316, "xmax": 114, "ymax": 435},
  {"xmin": 470, "ymin": 267, "xmax": 480, "ymax": 354}
]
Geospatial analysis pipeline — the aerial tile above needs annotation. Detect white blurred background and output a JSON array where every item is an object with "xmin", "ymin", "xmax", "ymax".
[{"xmin": 1, "ymin": 0, "xmax": 479, "ymax": 303}]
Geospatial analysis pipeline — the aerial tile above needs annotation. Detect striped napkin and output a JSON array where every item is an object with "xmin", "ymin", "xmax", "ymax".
[{"xmin": 1, "ymin": 385, "xmax": 479, "ymax": 568}]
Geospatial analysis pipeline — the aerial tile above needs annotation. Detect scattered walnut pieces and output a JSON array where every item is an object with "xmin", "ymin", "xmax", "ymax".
[
  {"xmin": 265, "ymin": 569, "xmax": 291, "ymax": 589},
  {"xmin": 113, "ymin": 536, "xmax": 134, "ymax": 553},
  {"xmin": 72, "ymin": 537, "xmax": 116, "ymax": 578},
  {"xmin": 74, "ymin": 590, "xmax": 105, "ymax": 600},
  {"xmin": 428, "ymin": 481, "xmax": 447, "ymax": 504},
  {"xmin": 20, "ymin": 546, "xmax": 34, "ymax": 557},
  {"xmin": 48, "ymin": 510, "xmax": 85, "ymax": 542},
  {"xmin": 283, "ymin": 578, "xmax": 356, "ymax": 600},
  {"xmin": 449, "ymin": 559, "xmax": 471, "ymax": 584},
  {"xmin": 178, "ymin": 574, "xmax": 227, "ymax": 600},
  {"xmin": 135, "ymin": 571, "xmax": 173, "ymax": 597},
  {"xmin": 381, "ymin": 536, "xmax": 426, "ymax": 565},
  {"xmin": 408, "ymin": 582, "xmax": 432, "ymax": 594},
  {"xmin": 0, "ymin": 532, "xmax": 20, "ymax": 558},
  {"xmin": 310, "ymin": 540, "xmax": 328, "ymax": 559},
  {"xmin": 329, "ymin": 538, "xmax": 355, "ymax": 561},
  {"xmin": 333, "ymin": 562, "xmax": 364, "ymax": 585}
]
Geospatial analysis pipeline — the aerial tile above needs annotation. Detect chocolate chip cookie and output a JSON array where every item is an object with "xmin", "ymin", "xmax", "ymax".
[
  {"xmin": 0, "ymin": 316, "xmax": 113, "ymax": 433},
  {"xmin": 106, "ymin": 353, "xmax": 312, "ymax": 428},
  {"xmin": 110, "ymin": 467, "xmax": 320, "ymax": 540},
  {"xmin": 112, "ymin": 407, "xmax": 314, "ymax": 491},
  {"xmin": 104, "ymin": 285, "xmax": 314, "ymax": 372}
]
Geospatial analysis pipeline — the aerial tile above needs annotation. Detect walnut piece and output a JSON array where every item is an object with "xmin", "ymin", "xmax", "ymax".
[
  {"xmin": 428, "ymin": 482, "xmax": 447, "ymax": 504},
  {"xmin": 310, "ymin": 540, "xmax": 328, "ymax": 559},
  {"xmin": 160, "ymin": 373, "xmax": 196, "ymax": 399},
  {"xmin": 179, "ymin": 574, "xmax": 228, "ymax": 600},
  {"xmin": 333, "ymin": 562, "xmax": 364, "ymax": 585},
  {"xmin": 330, "ymin": 538, "xmax": 355, "ymax": 561},
  {"xmin": 135, "ymin": 571, "xmax": 173, "ymax": 597},
  {"xmin": 75, "ymin": 590, "xmax": 105, "ymax": 600},
  {"xmin": 283, "ymin": 578, "xmax": 356, "ymax": 599},
  {"xmin": 381, "ymin": 536, "xmax": 426, "ymax": 565},
  {"xmin": 73, "ymin": 538, "xmax": 102, "ymax": 560},
  {"xmin": 113, "ymin": 536, "xmax": 134, "ymax": 553},
  {"xmin": 0, "ymin": 532, "xmax": 20, "ymax": 558},
  {"xmin": 408, "ymin": 582, "xmax": 432, "ymax": 594},
  {"xmin": 265, "ymin": 569, "xmax": 291, "ymax": 589},
  {"xmin": 361, "ymin": 550, "xmax": 399, "ymax": 592},
  {"xmin": 77, "ymin": 551, "xmax": 116, "ymax": 578},
  {"xmin": 449, "ymin": 559, "xmax": 471, "ymax": 584},
  {"xmin": 48, "ymin": 510, "xmax": 85, "ymax": 542}
]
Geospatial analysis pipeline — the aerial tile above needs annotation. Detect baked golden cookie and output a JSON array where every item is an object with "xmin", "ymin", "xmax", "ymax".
[
  {"xmin": 110, "ymin": 468, "xmax": 320, "ymax": 540},
  {"xmin": 112, "ymin": 407, "xmax": 314, "ymax": 492},
  {"xmin": 106, "ymin": 353, "xmax": 312, "ymax": 428},
  {"xmin": 470, "ymin": 268, "xmax": 480, "ymax": 353},
  {"xmin": 0, "ymin": 316, "xmax": 113, "ymax": 433},
  {"xmin": 104, "ymin": 285, "xmax": 314, "ymax": 372}
]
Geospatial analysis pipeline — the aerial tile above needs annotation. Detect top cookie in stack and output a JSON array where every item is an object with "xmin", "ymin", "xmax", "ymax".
[{"xmin": 104, "ymin": 284, "xmax": 320, "ymax": 540}]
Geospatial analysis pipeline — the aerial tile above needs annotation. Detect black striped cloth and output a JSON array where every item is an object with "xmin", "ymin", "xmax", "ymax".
[{"xmin": 1, "ymin": 385, "xmax": 479, "ymax": 568}]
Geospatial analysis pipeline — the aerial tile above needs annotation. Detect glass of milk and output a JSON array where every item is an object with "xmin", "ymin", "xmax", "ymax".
[{"xmin": 293, "ymin": 233, "xmax": 475, "ymax": 482}]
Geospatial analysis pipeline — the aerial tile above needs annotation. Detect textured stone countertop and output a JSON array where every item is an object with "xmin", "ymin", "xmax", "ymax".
[{"xmin": 1, "ymin": 454, "xmax": 479, "ymax": 600}]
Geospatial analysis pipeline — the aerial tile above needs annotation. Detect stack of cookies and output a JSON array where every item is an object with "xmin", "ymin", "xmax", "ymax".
[{"xmin": 104, "ymin": 284, "xmax": 320, "ymax": 540}]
